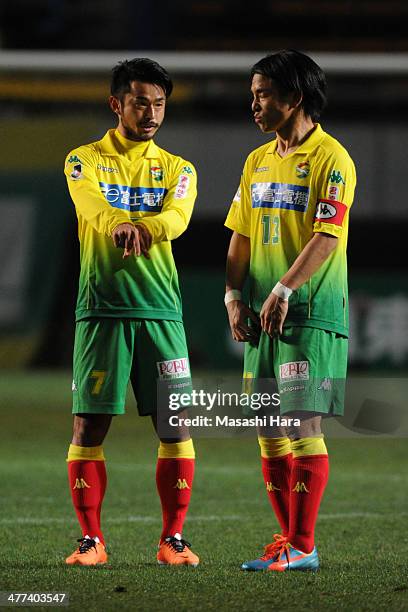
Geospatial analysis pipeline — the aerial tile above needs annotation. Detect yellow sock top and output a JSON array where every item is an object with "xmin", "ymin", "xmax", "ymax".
[
  {"xmin": 158, "ymin": 439, "xmax": 195, "ymax": 459},
  {"xmin": 291, "ymin": 435, "xmax": 327, "ymax": 458},
  {"xmin": 258, "ymin": 436, "xmax": 291, "ymax": 459},
  {"xmin": 67, "ymin": 444, "xmax": 105, "ymax": 462}
]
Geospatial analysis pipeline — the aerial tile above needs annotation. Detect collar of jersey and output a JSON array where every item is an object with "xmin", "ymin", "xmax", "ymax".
[
  {"xmin": 99, "ymin": 129, "xmax": 160, "ymax": 160},
  {"xmin": 267, "ymin": 123, "xmax": 325, "ymax": 157}
]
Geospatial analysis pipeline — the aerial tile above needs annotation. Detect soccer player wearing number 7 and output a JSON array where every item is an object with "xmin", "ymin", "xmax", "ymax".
[
  {"xmin": 225, "ymin": 50, "xmax": 356, "ymax": 571},
  {"xmin": 63, "ymin": 59, "xmax": 199, "ymax": 567}
]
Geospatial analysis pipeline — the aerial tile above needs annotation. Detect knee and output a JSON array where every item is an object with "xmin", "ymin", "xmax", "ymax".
[
  {"xmin": 72, "ymin": 414, "xmax": 111, "ymax": 446},
  {"xmin": 287, "ymin": 414, "xmax": 322, "ymax": 440}
]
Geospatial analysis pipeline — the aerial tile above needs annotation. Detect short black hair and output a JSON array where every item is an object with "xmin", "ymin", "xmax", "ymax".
[
  {"xmin": 110, "ymin": 58, "xmax": 173, "ymax": 99},
  {"xmin": 251, "ymin": 50, "xmax": 327, "ymax": 121}
]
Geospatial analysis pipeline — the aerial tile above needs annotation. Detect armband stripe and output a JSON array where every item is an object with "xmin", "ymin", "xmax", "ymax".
[{"xmin": 314, "ymin": 199, "xmax": 347, "ymax": 227}]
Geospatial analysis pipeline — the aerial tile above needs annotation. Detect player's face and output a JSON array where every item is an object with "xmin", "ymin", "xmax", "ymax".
[
  {"xmin": 110, "ymin": 81, "xmax": 166, "ymax": 141},
  {"xmin": 251, "ymin": 74, "xmax": 296, "ymax": 133}
]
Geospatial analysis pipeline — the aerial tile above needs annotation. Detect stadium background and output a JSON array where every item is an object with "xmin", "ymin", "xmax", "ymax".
[{"xmin": 0, "ymin": 2, "xmax": 407, "ymax": 611}]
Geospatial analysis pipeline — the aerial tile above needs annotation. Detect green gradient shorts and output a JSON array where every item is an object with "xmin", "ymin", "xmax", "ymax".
[
  {"xmin": 243, "ymin": 326, "xmax": 348, "ymax": 416},
  {"xmin": 72, "ymin": 319, "xmax": 191, "ymax": 416}
]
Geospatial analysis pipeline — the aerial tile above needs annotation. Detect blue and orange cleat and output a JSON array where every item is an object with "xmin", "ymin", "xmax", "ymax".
[{"xmin": 241, "ymin": 533, "xmax": 319, "ymax": 572}]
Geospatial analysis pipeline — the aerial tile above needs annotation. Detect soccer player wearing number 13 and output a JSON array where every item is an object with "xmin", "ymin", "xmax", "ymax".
[{"xmin": 225, "ymin": 50, "xmax": 356, "ymax": 571}]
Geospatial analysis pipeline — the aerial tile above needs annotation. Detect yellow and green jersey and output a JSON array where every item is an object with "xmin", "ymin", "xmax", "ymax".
[
  {"xmin": 225, "ymin": 124, "xmax": 356, "ymax": 336},
  {"xmin": 65, "ymin": 129, "xmax": 197, "ymax": 322}
]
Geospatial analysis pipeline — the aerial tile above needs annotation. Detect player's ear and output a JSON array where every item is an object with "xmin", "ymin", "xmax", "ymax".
[
  {"xmin": 289, "ymin": 91, "xmax": 303, "ymax": 110},
  {"xmin": 292, "ymin": 91, "xmax": 303, "ymax": 108},
  {"xmin": 109, "ymin": 95, "xmax": 122, "ymax": 117}
]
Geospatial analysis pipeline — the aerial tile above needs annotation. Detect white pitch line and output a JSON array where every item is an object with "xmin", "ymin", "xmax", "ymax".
[{"xmin": 1, "ymin": 511, "xmax": 407, "ymax": 525}]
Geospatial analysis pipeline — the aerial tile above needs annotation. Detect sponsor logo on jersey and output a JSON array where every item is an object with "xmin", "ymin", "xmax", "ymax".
[
  {"xmin": 251, "ymin": 182, "xmax": 309, "ymax": 212},
  {"xmin": 97, "ymin": 163, "xmax": 119, "ymax": 173},
  {"xmin": 254, "ymin": 166, "xmax": 269, "ymax": 173},
  {"xmin": 174, "ymin": 478, "xmax": 190, "ymax": 490},
  {"xmin": 73, "ymin": 478, "xmax": 90, "ymax": 490},
  {"xmin": 279, "ymin": 384, "xmax": 306, "ymax": 394},
  {"xmin": 182, "ymin": 165, "xmax": 194, "ymax": 174},
  {"xmin": 279, "ymin": 361, "xmax": 309, "ymax": 382},
  {"xmin": 329, "ymin": 169, "xmax": 345, "ymax": 184},
  {"xmin": 266, "ymin": 481, "xmax": 281, "ymax": 492},
  {"xmin": 233, "ymin": 187, "xmax": 241, "ymax": 202},
  {"xmin": 296, "ymin": 161, "xmax": 310, "ymax": 178},
  {"xmin": 315, "ymin": 199, "xmax": 347, "ymax": 227},
  {"xmin": 328, "ymin": 185, "xmax": 339, "ymax": 200},
  {"xmin": 72, "ymin": 379, "xmax": 78, "ymax": 392},
  {"xmin": 99, "ymin": 182, "xmax": 167, "ymax": 212},
  {"xmin": 174, "ymin": 174, "xmax": 190, "ymax": 199},
  {"xmin": 318, "ymin": 377, "xmax": 332, "ymax": 391},
  {"xmin": 292, "ymin": 481, "xmax": 309, "ymax": 493},
  {"xmin": 150, "ymin": 166, "xmax": 164, "ymax": 181},
  {"xmin": 157, "ymin": 357, "xmax": 190, "ymax": 379},
  {"xmin": 70, "ymin": 164, "xmax": 83, "ymax": 180},
  {"xmin": 68, "ymin": 155, "xmax": 82, "ymax": 164}
]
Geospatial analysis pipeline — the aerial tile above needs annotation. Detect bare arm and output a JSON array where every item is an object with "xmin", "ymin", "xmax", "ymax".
[
  {"xmin": 225, "ymin": 231, "xmax": 260, "ymax": 342},
  {"xmin": 226, "ymin": 231, "xmax": 250, "ymax": 292},
  {"xmin": 260, "ymin": 233, "xmax": 338, "ymax": 336},
  {"xmin": 280, "ymin": 233, "xmax": 338, "ymax": 290}
]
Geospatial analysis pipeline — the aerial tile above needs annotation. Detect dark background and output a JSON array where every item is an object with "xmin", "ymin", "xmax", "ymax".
[{"xmin": 0, "ymin": 0, "xmax": 407, "ymax": 371}]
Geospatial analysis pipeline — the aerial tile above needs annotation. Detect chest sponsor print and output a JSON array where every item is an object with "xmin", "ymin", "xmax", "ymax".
[
  {"xmin": 99, "ymin": 182, "xmax": 167, "ymax": 212},
  {"xmin": 251, "ymin": 182, "xmax": 310, "ymax": 212}
]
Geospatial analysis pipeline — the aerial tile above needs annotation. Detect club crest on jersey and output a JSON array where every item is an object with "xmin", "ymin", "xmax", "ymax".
[
  {"xmin": 157, "ymin": 358, "xmax": 190, "ymax": 379},
  {"xmin": 150, "ymin": 166, "xmax": 164, "ymax": 181},
  {"xmin": 296, "ymin": 161, "xmax": 310, "ymax": 178},
  {"xmin": 279, "ymin": 361, "xmax": 309, "ymax": 382}
]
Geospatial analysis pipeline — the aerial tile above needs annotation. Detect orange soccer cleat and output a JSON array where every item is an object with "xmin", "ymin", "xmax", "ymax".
[
  {"xmin": 65, "ymin": 536, "xmax": 108, "ymax": 566},
  {"xmin": 157, "ymin": 533, "xmax": 199, "ymax": 567}
]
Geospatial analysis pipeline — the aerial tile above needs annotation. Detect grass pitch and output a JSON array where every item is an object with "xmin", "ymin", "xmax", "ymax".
[{"xmin": 0, "ymin": 371, "xmax": 407, "ymax": 611}]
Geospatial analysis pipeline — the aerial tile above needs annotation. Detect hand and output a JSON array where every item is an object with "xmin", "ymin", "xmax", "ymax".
[
  {"xmin": 135, "ymin": 223, "xmax": 152, "ymax": 258},
  {"xmin": 226, "ymin": 300, "xmax": 260, "ymax": 342},
  {"xmin": 112, "ymin": 223, "xmax": 152, "ymax": 259},
  {"xmin": 260, "ymin": 292, "xmax": 288, "ymax": 337}
]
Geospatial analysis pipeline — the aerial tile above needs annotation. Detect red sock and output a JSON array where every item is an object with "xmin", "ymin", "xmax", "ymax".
[
  {"xmin": 67, "ymin": 460, "xmax": 107, "ymax": 544},
  {"xmin": 261, "ymin": 454, "xmax": 293, "ymax": 537},
  {"xmin": 288, "ymin": 454, "xmax": 329, "ymax": 553},
  {"xmin": 156, "ymin": 458, "xmax": 195, "ymax": 542}
]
